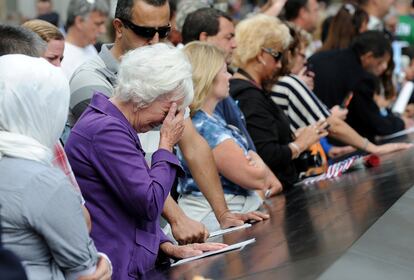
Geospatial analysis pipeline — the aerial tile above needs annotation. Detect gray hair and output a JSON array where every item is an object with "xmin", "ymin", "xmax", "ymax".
[
  {"xmin": 0, "ymin": 24, "xmax": 46, "ymax": 57},
  {"xmin": 176, "ymin": 0, "xmax": 209, "ymax": 32},
  {"xmin": 115, "ymin": 43, "xmax": 194, "ymax": 110},
  {"xmin": 66, "ymin": 0, "xmax": 110, "ymax": 28}
]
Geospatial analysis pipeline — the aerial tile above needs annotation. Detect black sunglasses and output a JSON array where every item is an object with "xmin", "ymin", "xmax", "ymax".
[
  {"xmin": 119, "ymin": 18, "xmax": 171, "ymax": 39},
  {"xmin": 262, "ymin": 47, "xmax": 283, "ymax": 61}
]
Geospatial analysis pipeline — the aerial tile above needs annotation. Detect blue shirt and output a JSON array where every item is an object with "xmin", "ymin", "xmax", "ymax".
[
  {"xmin": 178, "ymin": 110, "xmax": 252, "ymax": 196},
  {"xmin": 215, "ymin": 96, "xmax": 256, "ymax": 151}
]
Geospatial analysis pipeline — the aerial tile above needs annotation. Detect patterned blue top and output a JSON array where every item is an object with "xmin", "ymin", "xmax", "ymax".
[{"xmin": 177, "ymin": 110, "xmax": 252, "ymax": 196}]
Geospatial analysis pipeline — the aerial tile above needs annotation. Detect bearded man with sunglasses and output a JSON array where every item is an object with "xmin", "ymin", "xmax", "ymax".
[{"xmin": 69, "ymin": 0, "xmax": 267, "ymax": 247}]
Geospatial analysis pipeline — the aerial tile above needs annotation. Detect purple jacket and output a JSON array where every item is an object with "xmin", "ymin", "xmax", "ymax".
[{"xmin": 65, "ymin": 93, "xmax": 182, "ymax": 279}]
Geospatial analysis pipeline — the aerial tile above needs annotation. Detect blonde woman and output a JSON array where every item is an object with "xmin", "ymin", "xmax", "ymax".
[
  {"xmin": 230, "ymin": 14, "xmax": 329, "ymax": 188},
  {"xmin": 178, "ymin": 42, "xmax": 281, "ymax": 232},
  {"xmin": 23, "ymin": 19, "xmax": 64, "ymax": 66}
]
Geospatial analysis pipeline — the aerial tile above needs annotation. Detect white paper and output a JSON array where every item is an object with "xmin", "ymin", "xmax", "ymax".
[
  {"xmin": 171, "ymin": 238, "xmax": 256, "ymax": 267},
  {"xmin": 376, "ymin": 126, "xmax": 414, "ymax": 141},
  {"xmin": 392, "ymin": 81, "xmax": 414, "ymax": 114},
  {"xmin": 208, "ymin": 223, "xmax": 252, "ymax": 238}
]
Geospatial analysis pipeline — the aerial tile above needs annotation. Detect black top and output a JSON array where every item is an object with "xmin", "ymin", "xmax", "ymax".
[
  {"xmin": 309, "ymin": 48, "xmax": 404, "ymax": 142},
  {"xmin": 230, "ymin": 78, "xmax": 298, "ymax": 187},
  {"xmin": 309, "ymin": 48, "xmax": 364, "ymax": 108}
]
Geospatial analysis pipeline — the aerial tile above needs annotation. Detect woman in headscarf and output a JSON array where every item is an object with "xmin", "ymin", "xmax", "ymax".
[
  {"xmin": 22, "ymin": 18, "xmax": 92, "ymax": 230},
  {"xmin": 0, "ymin": 54, "xmax": 111, "ymax": 279}
]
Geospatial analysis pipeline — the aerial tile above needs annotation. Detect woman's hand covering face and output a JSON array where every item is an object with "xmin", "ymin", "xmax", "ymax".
[{"xmin": 159, "ymin": 103, "xmax": 185, "ymax": 152}]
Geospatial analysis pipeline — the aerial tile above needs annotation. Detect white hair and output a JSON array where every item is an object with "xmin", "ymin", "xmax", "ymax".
[
  {"xmin": 66, "ymin": 0, "xmax": 110, "ymax": 28},
  {"xmin": 115, "ymin": 43, "xmax": 194, "ymax": 110}
]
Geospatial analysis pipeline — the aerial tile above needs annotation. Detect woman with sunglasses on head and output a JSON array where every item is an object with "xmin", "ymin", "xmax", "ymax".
[
  {"xmin": 230, "ymin": 14, "xmax": 329, "ymax": 188},
  {"xmin": 178, "ymin": 42, "xmax": 280, "ymax": 231}
]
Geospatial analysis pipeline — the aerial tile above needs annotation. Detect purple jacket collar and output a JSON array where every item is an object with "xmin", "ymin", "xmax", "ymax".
[{"xmin": 89, "ymin": 92, "xmax": 144, "ymax": 153}]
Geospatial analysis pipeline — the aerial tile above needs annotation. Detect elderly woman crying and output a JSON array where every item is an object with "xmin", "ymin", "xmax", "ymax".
[{"xmin": 65, "ymin": 43, "xmax": 226, "ymax": 278}]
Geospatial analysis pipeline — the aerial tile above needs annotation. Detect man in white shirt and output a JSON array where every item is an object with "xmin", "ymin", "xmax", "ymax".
[{"xmin": 61, "ymin": 0, "xmax": 109, "ymax": 79}]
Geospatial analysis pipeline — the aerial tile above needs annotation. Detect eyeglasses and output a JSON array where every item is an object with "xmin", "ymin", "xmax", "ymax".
[
  {"xmin": 262, "ymin": 48, "xmax": 283, "ymax": 61},
  {"xmin": 118, "ymin": 18, "xmax": 171, "ymax": 39}
]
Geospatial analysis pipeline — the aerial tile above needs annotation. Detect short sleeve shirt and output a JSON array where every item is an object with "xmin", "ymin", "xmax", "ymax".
[{"xmin": 177, "ymin": 110, "xmax": 251, "ymax": 196}]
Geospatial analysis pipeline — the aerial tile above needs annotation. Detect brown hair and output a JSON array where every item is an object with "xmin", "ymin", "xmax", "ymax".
[
  {"xmin": 22, "ymin": 19, "xmax": 64, "ymax": 42},
  {"xmin": 279, "ymin": 23, "xmax": 309, "ymax": 76},
  {"xmin": 319, "ymin": 3, "xmax": 368, "ymax": 52},
  {"xmin": 380, "ymin": 54, "xmax": 396, "ymax": 100}
]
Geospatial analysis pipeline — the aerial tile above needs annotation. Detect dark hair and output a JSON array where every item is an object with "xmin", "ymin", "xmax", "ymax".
[
  {"xmin": 319, "ymin": 4, "xmax": 368, "ymax": 52},
  {"xmin": 320, "ymin": 16, "xmax": 332, "ymax": 43},
  {"xmin": 0, "ymin": 24, "xmax": 46, "ymax": 57},
  {"xmin": 370, "ymin": 56, "xmax": 395, "ymax": 100},
  {"xmin": 355, "ymin": 0, "xmax": 368, "ymax": 6},
  {"xmin": 284, "ymin": 0, "xmax": 309, "ymax": 21},
  {"xmin": 182, "ymin": 7, "xmax": 232, "ymax": 45},
  {"xmin": 115, "ymin": 0, "xmax": 167, "ymax": 21},
  {"xmin": 402, "ymin": 46, "xmax": 414, "ymax": 61},
  {"xmin": 168, "ymin": 0, "xmax": 177, "ymax": 20},
  {"xmin": 279, "ymin": 22, "xmax": 308, "ymax": 76},
  {"xmin": 351, "ymin": 31, "xmax": 392, "ymax": 58},
  {"xmin": 280, "ymin": 23, "xmax": 299, "ymax": 76},
  {"xmin": 169, "ymin": 0, "xmax": 177, "ymax": 13},
  {"xmin": 380, "ymin": 51, "xmax": 396, "ymax": 99}
]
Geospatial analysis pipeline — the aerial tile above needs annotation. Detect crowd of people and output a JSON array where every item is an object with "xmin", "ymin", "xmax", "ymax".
[{"xmin": 1, "ymin": 0, "xmax": 414, "ymax": 279}]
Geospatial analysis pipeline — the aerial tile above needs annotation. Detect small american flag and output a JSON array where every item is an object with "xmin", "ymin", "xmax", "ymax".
[{"xmin": 298, "ymin": 155, "xmax": 360, "ymax": 186}]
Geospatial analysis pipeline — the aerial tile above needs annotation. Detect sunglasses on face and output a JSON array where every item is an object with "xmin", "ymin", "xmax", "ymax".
[
  {"xmin": 262, "ymin": 47, "xmax": 283, "ymax": 62},
  {"xmin": 118, "ymin": 18, "xmax": 171, "ymax": 39}
]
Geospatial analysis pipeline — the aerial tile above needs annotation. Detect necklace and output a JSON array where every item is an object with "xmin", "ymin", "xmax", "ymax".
[{"xmin": 237, "ymin": 69, "xmax": 262, "ymax": 89}]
